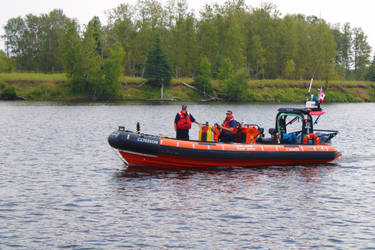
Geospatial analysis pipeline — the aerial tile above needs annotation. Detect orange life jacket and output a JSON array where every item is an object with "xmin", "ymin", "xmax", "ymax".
[
  {"xmin": 176, "ymin": 111, "xmax": 192, "ymax": 130},
  {"xmin": 222, "ymin": 115, "xmax": 237, "ymax": 134},
  {"xmin": 212, "ymin": 126, "xmax": 221, "ymax": 142}
]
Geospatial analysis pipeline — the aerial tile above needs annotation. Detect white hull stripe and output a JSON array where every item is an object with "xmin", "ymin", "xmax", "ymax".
[{"xmin": 119, "ymin": 149, "xmax": 157, "ymax": 158}]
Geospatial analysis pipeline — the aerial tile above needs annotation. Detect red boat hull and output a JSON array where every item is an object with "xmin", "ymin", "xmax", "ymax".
[{"xmin": 119, "ymin": 149, "xmax": 341, "ymax": 168}]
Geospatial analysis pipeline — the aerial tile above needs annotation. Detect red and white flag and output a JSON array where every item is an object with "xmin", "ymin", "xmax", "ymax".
[{"xmin": 320, "ymin": 89, "xmax": 325, "ymax": 103}]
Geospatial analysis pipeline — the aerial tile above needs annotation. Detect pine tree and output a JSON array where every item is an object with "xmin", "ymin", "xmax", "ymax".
[{"xmin": 144, "ymin": 35, "xmax": 172, "ymax": 98}]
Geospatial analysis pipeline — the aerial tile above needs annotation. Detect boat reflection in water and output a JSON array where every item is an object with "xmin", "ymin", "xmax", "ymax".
[{"xmin": 114, "ymin": 164, "xmax": 336, "ymax": 199}]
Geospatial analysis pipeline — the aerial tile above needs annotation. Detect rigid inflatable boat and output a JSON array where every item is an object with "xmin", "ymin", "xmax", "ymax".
[{"xmin": 108, "ymin": 103, "xmax": 341, "ymax": 168}]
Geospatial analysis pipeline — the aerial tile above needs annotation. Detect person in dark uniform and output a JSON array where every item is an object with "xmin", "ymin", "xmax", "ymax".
[{"xmin": 174, "ymin": 104, "xmax": 201, "ymax": 140}]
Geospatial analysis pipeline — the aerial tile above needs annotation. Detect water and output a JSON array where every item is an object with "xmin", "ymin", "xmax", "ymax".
[{"xmin": 1, "ymin": 102, "xmax": 375, "ymax": 249}]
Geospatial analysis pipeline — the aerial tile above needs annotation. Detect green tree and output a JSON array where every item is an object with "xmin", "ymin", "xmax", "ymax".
[
  {"xmin": 85, "ymin": 16, "xmax": 103, "ymax": 57},
  {"xmin": 366, "ymin": 55, "xmax": 375, "ymax": 81},
  {"xmin": 0, "ymin": 50, "xmax": 14, "ymax": 72},
  {"xmin": 283, "ymin": 59, "xmax": 296, "ymax": 79},
  {"xmin": 333, "ymin": 23, "xmax": 353, "ymax": 79},
  {"xmin": 144, "ymin": 35, "xmax": 172, "ymax": 98},
  {"xmin": 194, "ymin": 56, "xmax": 212, "ymax": 95},
  {"xmin": 197, "ymin": 5, "xmax": 219, "ymax": 63},
  {"xmin": 317, "ymin": 21, "xmax": 337, "ymax": 81},
  {"xmin": 61, "ymin": 19, "xmax": 124, "ymax": 100},
  {"xmin": 60, "ymin": 20, "xmax": 86, "ymax": 93},
  {"xmin": 248, "ymin": 34, "xmax": 266, "ymax": 79},
  {"xmin": 212, "ymin": 54, "xmax": 223, "ymax": 79},
  {"xmin": 292, "ymin": 14, "xmax": 311, "ymax": 79},
  {"xmin": 247, "ymin": 4, "xmax": 281, "ymax": 79},
  {"xmin": 3, "ymin": 0, "xmax": 374, "ymax": 83},
  {"xmin": 198, "ymin": 1, "xmax": 246, "ymax": 70},
  {"xmin": 101, "ymin": 42, "xmax": 125, "ymax": 98},
  {"xmin": 3, "ymin": 16, "xmax": 34, "ymax": 70},
  {"xmin": 279, "ymin": 15, "xmax": 298, "ymax": 77},
  {"xmin": 38, "ymin": 9, "xmax": 70, "ymax": 72},
  {"xmin": 106, "ymin": 3, "xmax": 136, "ymax": 76},
  {"xmin": 81, "ymin": 17, "xmax": 104, "ymax": 99},
  {"xmin": 225, "ymin": 70, "xmax": 249, "ymax": 101},
  {"xmin": 134, "ymin": 0, "xmax": 165, "ymax": 77},
  {"xmin": 3, "ymin": 10, "xmax": 70, "ymax": 72},
  {"xmin": 353, "ymin": 27, "xmax": 371, "ymax": 80},
  {"xmin": 218, "ymin": 0, "xmax": 246, "ymax": 69},
  {"xmin": 166, "ymin": 0, "xmax": 196, "ymax": 78},
  {"xmin": 217, "ymin": 57, "xmax": 233, "ymax": 80}
]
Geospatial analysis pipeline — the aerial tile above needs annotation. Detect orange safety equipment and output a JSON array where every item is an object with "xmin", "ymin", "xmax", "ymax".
[
  {"xmin": 176, "ymin": 111, "xmax": 192, "ymax": 130},
  {"xmin": 303, "ymin": 133, "xmax": 320, "ymax": 145},
  {"xmin": 238, "ymin": 126, "xmax": 259, "ymax": 143},
  {"xmin": 212, "ymin": 126, "xmax": 221, "ymax": 142},
  {"xmin": 222, "ymin": 115, "xmax": 238, "ymax": 134}
]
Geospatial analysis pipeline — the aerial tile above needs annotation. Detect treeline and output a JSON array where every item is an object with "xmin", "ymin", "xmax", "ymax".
[{"xmin": 1, "ymin": 0, "xmax": 375, "ymax": 82}]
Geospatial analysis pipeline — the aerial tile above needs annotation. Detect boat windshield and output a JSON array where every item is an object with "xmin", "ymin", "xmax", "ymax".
[{"xmin": 277, "ymin": 113, "xmax": 304, "ymax": 134}]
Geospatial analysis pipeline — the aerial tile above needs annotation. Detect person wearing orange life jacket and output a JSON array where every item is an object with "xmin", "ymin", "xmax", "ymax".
[
  {"xmin": 215, "ymin": 110, "xmax": 238, "ymax": 142},
  {"xmin": 174, "ymin": 104, "xmax": 201, "ymax": 140}
]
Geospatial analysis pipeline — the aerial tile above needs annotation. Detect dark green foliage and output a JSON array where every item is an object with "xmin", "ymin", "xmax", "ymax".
[
  {"xmin": 60, "ymin": 20, "xmax": 86, "ymax": 93},
  {"xmin": 225, "ymin": 70, "xmax": 249, "ymax": 101},
  {"xmin": 1, "ymin": 1, "xmax": 374, "ymax": 82},
  {"xmin": 1, "ymin": 85, "xmax": 17, "ymax": 100},
  {"xmin": 101, "ymin": 42, "xmax": 125, "ymax": 98},
  {"xmin": 212, "ymin": 54, "xmax": 223, "ymax": 79},
  {"xmin": 0, "ymin": 51, "xmax": 15, "ymax": 72},
  {"xmin": 85, "ymin": 16, "xmax": 103, "ymax": 57},
  {"xmin": 3, "ymin": 9, "xmax": 70, "ymax": 72},
  {"xmin": 333, "ymin": 23, "xmax": 353, "ymax": 79},
  {"xmin": 366, "ymin": 56, "xmax": 375, "ymax": 81},
  {"xmin": 194, "ymin": 56, "xmax": 212, "ymax": 95},
  {"xmin": 325, "ymin": 91, "xmax": 356, "ymax": 102},
  {"xmin": 352, "ymin": 28, "xmax": 371, "ymax": 80},
  {"xmin": 144, "ymin": 36, "xmax": 172, "ymax": 87},
  {"xmin": 60, "ymin": 19, "xmax": 124, "ymax": 100},
  {"xmin": 217, "ymin": 58, "xmax": 233, "ymax": 80}
]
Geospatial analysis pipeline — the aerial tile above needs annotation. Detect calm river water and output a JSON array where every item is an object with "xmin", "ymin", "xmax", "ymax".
[{"xmin": 1, "ymin": 102, "xmax": 375, "ymax": 249}]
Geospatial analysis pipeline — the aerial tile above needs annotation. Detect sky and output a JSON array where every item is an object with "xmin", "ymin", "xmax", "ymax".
[{"xmin": 0, "ymin": 0, "xmax": 374, "ymax": 55}]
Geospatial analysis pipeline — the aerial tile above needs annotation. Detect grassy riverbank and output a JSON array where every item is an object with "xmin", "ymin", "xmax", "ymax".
[{"xmin": 1, "ymin": 72, "xmax": 374, "ymax": 102}]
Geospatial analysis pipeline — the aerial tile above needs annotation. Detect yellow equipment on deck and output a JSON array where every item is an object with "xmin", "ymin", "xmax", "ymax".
[{"xmin": 199, "ymin": 124, "xmax": 214, "ymax": 142}]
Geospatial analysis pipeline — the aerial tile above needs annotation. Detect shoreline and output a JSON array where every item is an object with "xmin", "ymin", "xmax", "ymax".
[{"xmin": 1, "ymin": 73, "xmax": 374, "ymax": 103}]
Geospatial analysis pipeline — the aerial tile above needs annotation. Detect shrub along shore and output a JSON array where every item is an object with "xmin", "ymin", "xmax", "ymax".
[{"xmin": 0, "ymin": 73, "xmax": 374, "ymax": 103}]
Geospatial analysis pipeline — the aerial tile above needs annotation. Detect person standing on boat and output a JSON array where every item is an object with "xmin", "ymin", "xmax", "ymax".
[
  {"xmin": 215, "ymin": 110, "xmax": 238, "ymax": 142},
  {"xmin": 174, "ymin": 104, "xmax": 201, "ymax": 140}
]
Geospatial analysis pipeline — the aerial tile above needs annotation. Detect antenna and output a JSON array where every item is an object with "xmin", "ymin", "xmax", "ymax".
[{"xmin": 307, "ymin": 14, "xmax": 323, "ymax": 101}]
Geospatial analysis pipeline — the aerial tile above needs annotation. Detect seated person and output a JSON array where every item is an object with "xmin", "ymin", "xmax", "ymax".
[{"xmin": 215, "ymin": 110, "xmax": 238, "ymax": 142}]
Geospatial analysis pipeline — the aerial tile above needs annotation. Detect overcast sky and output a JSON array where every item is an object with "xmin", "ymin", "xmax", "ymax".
[{"xmin": 1, "ymin": 0, "xmax": 374, "ymax": 55}]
